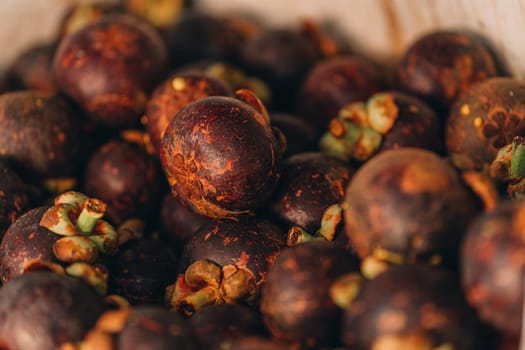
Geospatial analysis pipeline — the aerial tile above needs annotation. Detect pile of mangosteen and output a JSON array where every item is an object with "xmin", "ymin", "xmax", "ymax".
[{"xmin": 1, "ymin": 1, "xmax": 525, "ymax": 349}]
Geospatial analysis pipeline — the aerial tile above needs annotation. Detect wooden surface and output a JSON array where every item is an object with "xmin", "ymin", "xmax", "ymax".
[{"xmin": 1, "ymin": 0, "xmax": 525, "ymax": 78}]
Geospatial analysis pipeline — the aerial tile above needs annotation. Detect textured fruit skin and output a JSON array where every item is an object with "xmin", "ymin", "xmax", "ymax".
[
  {"xmin": 295, "ymin": 56, "xmax": 383, "ymax": 130},
  {"xmin": 342, "ymin": 265, "xmax": 489, "ymax": 350},
  {"xmin": 84, "ymin": 139, "xmax": 163, "ymax": 226},
  {"xmin": 268, "ymin": 152, "xmax": 353, "ymax": 233},
  {"xmin": 446, "ymin": 78, "xmax": 525, "ymax": 172},
  {"xmin": 160, "ymin": 96, "xmax": 284, "ymax": 219},
  {"xmin": 0, "ymin": 161, "xmax": 30, "ymax": 238},
  {"xmin": 0, "ymin": 206, "xmax": 62, "ymax": 283},
  {"xmin": 0, "ymin": 272, "xmax": 106, "ymax": 350},
  {"xmin": 461, "ymin": 201, "xmax": 525, "ymax": 335},
  {"xmin": 0, "ymin": 91, "xmax": 87, "ymax": 180},
  {"xmin": 344, "ymin": 148, "xmax": 481, "ymax": 265},
  {"xmin": 189, "ymin": 304, "xmax": 267, "ymax": 350},
  {"xmin": 145, "ymin": 72, "xmax": 232, "ymax": 154},
  {"xmin": 260, "ymin": 240, "xmax": 359, "ymax": 349},
  {"xmin": 379, "ymin": 92, "xmax": 443, "ymax": 154},
  {"xmin": 397, "ymin": 31, "xmax": 497, "ymax": 111},
  {"xmin": 118, "ymin": 307, "xmax": 199, "ymax": 350},
  {"xmin": 53, "ymin": 14, "xmax": 167, "ymax": 127},
  {"xmin": 179, "ymin": 217, "xmax": 285, "ymax": 284},
  {"xmin": 109, "ymin": 238, "xmax": 179, "ymax": 305}
]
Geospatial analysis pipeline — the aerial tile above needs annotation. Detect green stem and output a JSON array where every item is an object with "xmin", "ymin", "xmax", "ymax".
[
  {"xmin": 77, "ymin": 198, "xmax": 106, "ymax": 233},
  {"xmin": 178, "ymin": 286, "xmax": 220, "ymax": 317}
]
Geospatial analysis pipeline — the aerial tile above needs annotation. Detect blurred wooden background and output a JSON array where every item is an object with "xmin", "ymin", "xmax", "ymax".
[{"xmin": 1, "ymin": 0, "xmax": 525, "ymax": 78}]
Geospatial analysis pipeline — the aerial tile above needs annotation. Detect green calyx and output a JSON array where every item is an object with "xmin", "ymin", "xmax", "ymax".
[
  {"xmin": 320, "ymin": 93, "xmax": 399, "ymax": 162},
  {"xmin": 39, "ymin": 191, "xmax": 130, "ymax": 261},
  {"xmin": 510, "ymin": 136, "xmax": 525, "ymax": 178}
]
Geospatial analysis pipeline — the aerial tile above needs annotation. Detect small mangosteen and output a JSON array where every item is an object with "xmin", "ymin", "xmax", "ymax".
[
  {"xmin": 189, "ymin": 304, "xmax": 267, "ymax": 350},
  {"xmin": 0, "ymin": 272, "xmax": 107, "ymax": 350},
  {"xmin": 165, "ymin": 11, "xmax": 262, "ymax": 69},
  {"xmin": 396, "ymin": 30, "xmax": 498, "ymax": 112},
  {"xmin": 260, "ymin": 240, "xmax": 360, "ymax": 349},
  {"xmin": 108, "ymin": 237, "xmax": 179, "ymax": 305},
  {"xmin": 342, "ymin": 265, "xmax": 491, "ymax": 350},
  {"xmin": 267, "ymin": 152, "xmax": 354, "ymax": 235},
  {"xmin": 0, "ymin": 161, "xmax": 30, "ymax": 238},
  {"xmin": 144, "ymin": 71, "xmax": 232, "ymax": 154},
  {"xmin": 0, "ymin": 91, "xmax": 88, "ymax": 182},
  {"xmin": 240, "ymin": 27, "xmax": 319, "ymax": 110},
  {"xmin": 53, "ymin": 14, "xmax": 167, "ymax": 128},
  {"xmin": 269, "ymin": 113, "xmax": 318, "ymax": 157},
  {"xmin": 83, "ymin": 139, "xmax": 163, "ymax": 226},
  {"xmin": 159, "ymin": 193, "xmax": 211, "ymax": 247},
  {"xmin": 118, "ymin": 306, "xmax": 199, "ymax": 349},
  {"xmin": 461, "ymin": 200, "xmax": 525, "ymax": 335},
  {"xmin": 6, "ymin": 43, "xmax": 57, "ymax": 94},
  {"xmin": 295, "ymin": 56, "xmax": 384, "ymax": 130},
  {"xmin": 343, "ymin": 148, "xmax": 483, "ymax": 271},
  {"xmin": 165, "ymin": 217, "xmax": 285, "ymax": 315},
  {"xmin": 446, "ymin": 77, "xmax": 525, "ymax": 172},
  {"xmin": 320, "ymin": 91, "xmax": 443, "ymax": 162},
  {"xmin": 0, "ymin": 191, "xmax": 126, "ymax": 294},
  {"xmin": 160, "ymin": 91, "xmax": 285, "ymax": 219}
]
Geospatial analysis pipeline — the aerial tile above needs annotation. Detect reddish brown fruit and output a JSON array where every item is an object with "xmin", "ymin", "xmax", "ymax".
[
  {"xmin": 270, "ymin": 113, "xmax": 318, "ymax": 157},
  {"xmin": 160, "ymin": 95, "xmax": 285, "ymax": 219},
  {"xmin": 260, "ymin": 240, "xmax": 359, "ymax": 349},
  {"xmin": 344, "ymin": 148, "xmax": 482, "ymax": 267},
  {"xmin": 53, "ymin": 14, "xmax": 167, "ymax": 128},
  {"xmin": 0, "ymin": 91, "xmax": 88, "ymax": 180},
  {"xmin": 6, "ymin": 43, "xmax": 57, "ymax": 93},
  {"xmin": 461, "ymin": 201, "xmax": 525, "ymax": 335},
  {"xmin": 144, "ymin": 72, "xmax": 232, "ymax": 154},
  {"xmin": 189, "ymin": 304, "xmax": 268, "ymax": 350},
  {"xmin": 117, "ymin": 307, "xmax": 199, "ymax": 349},
  {"xmin": 397, "ymin": 31, "xmax": 498, "ymax": 111},
  {"xmin": 0, "ymin": 272, "xmax": 106, "ymax": 350},
  {"xmin": 84, "ymin": 139, "xmax": 163, "ymax": 226},
  {"xmin": 342, "ymin": 265, "xmax": 491, "ymax": 350},
  {"xmin": 159, "ymin": 193, "xmax": 211, "ymax": 246},
  {"xmin": 268, "ymin": 152, "xmax": 354, "ymax": 233},
  {"xmin": 0, "ymin": 161, "xmax": 30, "ymax": 238},
  {"xmin": 108, "ymin": 238, "xmax": 179, "ymax": 305},
  {"xmin": 295, "ymin": 56, "xmax": 384, "ymax": 130},
  {"xmin": 446, "ymin": 77, "xmax": 525, "ymax": 172}
]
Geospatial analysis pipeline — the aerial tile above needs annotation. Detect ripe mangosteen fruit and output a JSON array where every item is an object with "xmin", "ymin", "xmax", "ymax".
[
  {"xmin": 343, "ymin": 148, "xmax": 483, "ymax": 269},
  {"xmin": 396, "ymin": 30, "xmax": 498, "ymax": 112},
  {"xmin": 461, "ymin": 200, "xmax": 525, "ymax": 335},
  {"xmin": 189, "ymin": 304, "xmax": 267, "ymax": 350},
  {"xmin": 108, "ymin": 238, "xmax": 179, "ymax": 305},
  {"xmin": 83, "ymin": 139, "xmax": 163, "ymax": 226},
  {"xmin": 53, "ymin": 14, "xmax": 167, "ymax": 128},
  {"xmin": 0, "ymin": 90, "xmax": 88, "ymax": 182},
  {"xmin": 267, "ymin": 152, "xmax": 354, "ymax": 234},
  {"xmin": 446, "ymin": 77, "xmax": 525, "ymax": 172},
  {"xmin": 342, "ymin": 264, "xmax": 490, "ymax": 350},
  {"xmin": 295, "ymin": 56, "xmax": 384, "ymax": 130},
  {"xmin": 260, "ymin": 240, "xmax": 359, "ymax": 349},
  {"xmin": 320, "ymin": 91, "xmax": 443, "ymax": 162},
  {"xmin": 160, "ymin": 91, "xmax": 285, "ymax": 219},
  {"xmin": 0, "ymin": 271, "xmax": 106, "ymax": 350},
  {"xmin": 0, "ymin": 161, "xmax": 30, "ymax": 238},
  {"xmin": 144, "ymin": 71, "xmax": 232, "ymax": 154},
  {"xmin": 166, "ymin": 217, "xmax": 285, "ymax": 315},
  {"xmin": 6, "ymin": 43, "xmax": 57, "ymax": 94}
]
